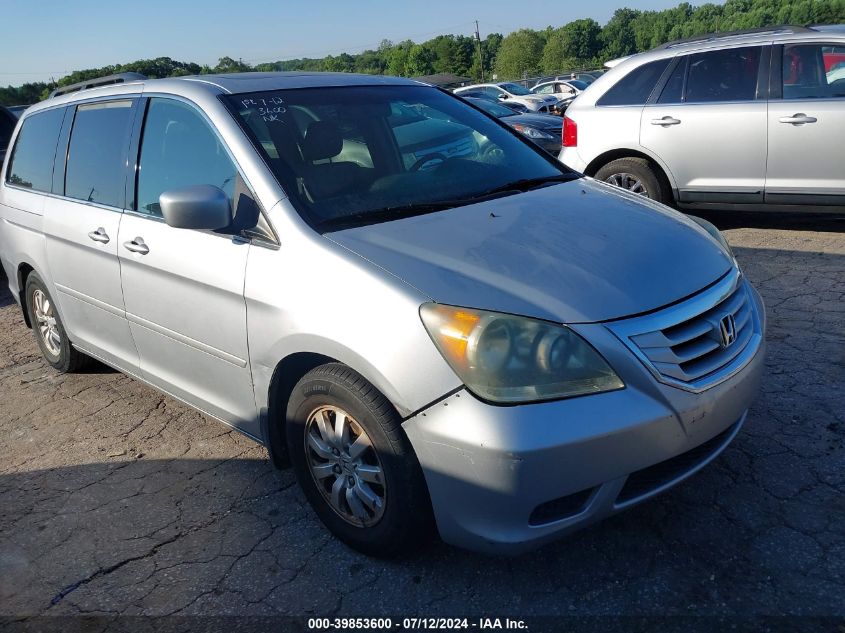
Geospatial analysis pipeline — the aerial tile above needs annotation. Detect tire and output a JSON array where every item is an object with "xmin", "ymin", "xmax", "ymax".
[
  {"xmin": 24, "ymin": 273, "xmax": 91, "ymax": 373},
  {"xmin": 595, "ymin": 157, "xmax": 667, "ymax": 204},
  {"xmin": 286, "ymin": 363, "xmax": 434, "ymax": 557}
]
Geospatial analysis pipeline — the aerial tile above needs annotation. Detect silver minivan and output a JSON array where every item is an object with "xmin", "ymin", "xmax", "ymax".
[
  {"xmin": 0, "ymin": 72, "xmax": 765, "ymax": 556},
  {"xmin": 561, "ymin": 25, "xmax": 845, "ymax": 211}
]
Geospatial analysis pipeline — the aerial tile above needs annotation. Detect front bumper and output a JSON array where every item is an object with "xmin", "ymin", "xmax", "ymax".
[{"xmin": 403, "ymin": 284, "xmax": 765, "ymax": 555}]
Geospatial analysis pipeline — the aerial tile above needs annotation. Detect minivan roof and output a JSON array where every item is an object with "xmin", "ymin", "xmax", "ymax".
[
  {"xmin": 42, "ymin": 71, "xmax": 420, "ymax": 103},
  {"xmin": 20, "ymin": 72, "xmax": 426, "ymax": 118}
]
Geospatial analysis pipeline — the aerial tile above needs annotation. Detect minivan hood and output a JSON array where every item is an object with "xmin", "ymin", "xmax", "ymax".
[{"xmin": 327, "ymin": 179, "xmax": 733, "ymax": 323}]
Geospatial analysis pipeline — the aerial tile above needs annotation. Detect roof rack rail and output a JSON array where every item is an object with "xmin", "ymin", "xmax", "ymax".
[
  {"xmin": 49, "ymin": 72, "xmax": 147, "ymax": 98},
  {"xmin": 655, "ymin": 25, "xmax": 813, "ymax": 50}
]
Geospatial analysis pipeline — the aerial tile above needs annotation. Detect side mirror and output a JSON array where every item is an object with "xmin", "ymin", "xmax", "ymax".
[
  {"xmin": 159, "ymin": 185, "xmax": 232, "ymax": 230},
  {"xmin": 499, "ymin": 93, "xmax": 508, "ymax": 100}
]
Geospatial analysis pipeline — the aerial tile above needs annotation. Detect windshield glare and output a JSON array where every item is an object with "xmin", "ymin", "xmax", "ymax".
[
  {"xmin": 226, "ymin": 86, "xmax": 568, "ymax": 230},
  {"xmin": 499, "ymin": 83, "xmax": 532, "ymax": 96}
]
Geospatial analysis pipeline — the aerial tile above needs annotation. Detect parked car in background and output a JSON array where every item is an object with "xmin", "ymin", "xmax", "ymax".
[
  {"xmin": 464, "ymin": 96, "xmax": 562, "ymax": 154},
  {"xmin": 0, "ymin": 105, "xmax": 17, "ymax": 164},
  {"xmin": 1, "ymin": 71, "xmax": 764, "ymax": 556},
  {"xmin": 454, "ymin": 82, "xmax": 559, "ymax": 113},
  {"xmin": 535, "ymin": 72, "xmax": 602, "ymax": 86},
  {"xmin": 561, "ymin": 25, "xmax": 845, "ymax": 211},
  {"xmin": 7, "ymin": 105, "xmax": 30, "ymax": 118},
  {"xmin": 453, "ymin": 90, "xmax": 530, "ymax": 113},
  {"xmin": 532, "ymin": 79, "xmax": 590, "ymax": 99}
]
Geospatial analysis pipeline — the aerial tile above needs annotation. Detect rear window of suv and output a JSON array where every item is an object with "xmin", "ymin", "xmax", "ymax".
[
  {"xmin": 598, "ymin": 59, "xmax": 671, "ymax": 106},
  {"xmin": 5, "ymin": 107, "xmax": 65, "ymax": 192}
]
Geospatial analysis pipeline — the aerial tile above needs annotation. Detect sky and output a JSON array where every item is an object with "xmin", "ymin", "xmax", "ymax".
[{"xmin": 1, "ymin": 0, "xmax": 694, "ymax": 87}]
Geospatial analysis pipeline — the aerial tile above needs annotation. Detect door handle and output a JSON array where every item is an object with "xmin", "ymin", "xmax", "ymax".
[
  {"xmin": 87, "ymin": 227, "xmax": 110, "ymax": 244},
  {"xmin": 779, "ymin": 113, "xmax": 817, "ymax": 125},
  {"xmin": 651, "ymin": 116, "xmax": 681, "ymax": 126},
  {"xmin": 123, "ymin": 237, "xmax": 149, "ymax": 255}
]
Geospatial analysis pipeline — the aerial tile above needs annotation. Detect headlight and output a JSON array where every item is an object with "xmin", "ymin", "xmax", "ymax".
[
  {"xmin": 420, "ymin": 304, "xmax": 624, "ymax": 403},
  {"xmin": 688, "ymin": 216, "xmax": 734, "ymax": 259},
  {"xmin": 510, "ymin": 123, "xmax": 555, "ymax": 140}
]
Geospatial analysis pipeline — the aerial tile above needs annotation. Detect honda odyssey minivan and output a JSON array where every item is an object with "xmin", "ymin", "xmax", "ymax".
[{"xmin": 0, "ymin": 71, "xmax": 765, "ymax": 556}]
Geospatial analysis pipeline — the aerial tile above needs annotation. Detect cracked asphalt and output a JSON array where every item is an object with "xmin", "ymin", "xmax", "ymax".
[{"xmin": 0, "ymin": 213, "xmax": 843, "ymax": 624}]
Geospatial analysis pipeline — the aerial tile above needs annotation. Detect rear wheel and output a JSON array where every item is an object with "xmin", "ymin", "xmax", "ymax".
[
  {"xmin": 286, "ymin": 363, "xmax": 434, "ymax": 557},
  {"xmin": 595, "ymin": 157, "xmax": 667, "ymax": 203},
  {"xmin": 24, "ymin": 273, "xmax": 91, "ymax": 372}
]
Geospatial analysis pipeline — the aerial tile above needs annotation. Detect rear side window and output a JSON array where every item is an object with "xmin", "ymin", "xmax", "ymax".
[
  {"xmin": 5, "ymin": 107, "xmax": 64, "ymax": 192},
  {"xmin": 598, "ymin": 59, "xmax": 670, "ymax": 106},
  {"xmin": 684, "ymin": 46, "xmax": 761, "ymax": 103},
  {"xmin": 65, "ymin": 100, "xmax": 134, "ymax": 207},
  {"xmin": 782, "ymin": 44, "xmax": 845, "ymax": 99},
  {"xmin": 136, "ymin": 98, "xmax": 236, "ymax": 217}
]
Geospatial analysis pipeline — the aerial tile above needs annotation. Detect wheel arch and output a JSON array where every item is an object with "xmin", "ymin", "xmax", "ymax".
[
  {"xmin": 16, "ymin": 261, "xmax": 36, "ymax": 328},
  {"xmin": 585, "ymin": 148, "xmax": 677, "ymax": 202},
  {"xmin": 265, "ymin": 351, "xmax": 337, "ymax": 469}
]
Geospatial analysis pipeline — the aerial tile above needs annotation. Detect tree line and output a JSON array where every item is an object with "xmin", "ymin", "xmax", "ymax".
[{"xmin": 1, "ymin": 0, "xmax": 842, "ymax": 106}]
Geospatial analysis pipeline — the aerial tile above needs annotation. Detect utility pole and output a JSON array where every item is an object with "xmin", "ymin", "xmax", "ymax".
[{"xmin": 474, "ymin": 20, "xmax": 484, "ymax": 82}]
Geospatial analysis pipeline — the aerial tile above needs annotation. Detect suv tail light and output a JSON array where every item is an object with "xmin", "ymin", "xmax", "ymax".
[{"xmin": 562, "ymin": 116, "xmax": 577, "ymax": 147}]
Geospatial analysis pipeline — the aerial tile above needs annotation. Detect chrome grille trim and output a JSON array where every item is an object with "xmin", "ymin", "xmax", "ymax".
[{"xmin": 606, "ymin": 269, "xmax": 763, "ymax": 392}]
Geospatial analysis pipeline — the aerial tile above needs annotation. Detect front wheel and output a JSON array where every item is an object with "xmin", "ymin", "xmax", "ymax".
[
  {"xmin": 286, "ymin": 363, "xmax": 434, "ymax": 557},
  {"xmin": 594, "ymin": 157, "xmax": 667, "ymax": 204}
]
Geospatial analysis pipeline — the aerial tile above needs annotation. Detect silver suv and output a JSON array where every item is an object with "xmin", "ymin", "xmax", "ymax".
[
  {"xmin": 0, "ymin": 72, "xmax": 765, "ymax": 556},
  {"xmin": 561, "ymin": 25, "xmax": 845, "ymax": 211}
]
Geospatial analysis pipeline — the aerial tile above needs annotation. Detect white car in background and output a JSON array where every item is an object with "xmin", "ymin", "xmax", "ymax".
[
  {"xmin": 532, "ymin": 79, "xmax": 590, "ymax": 99},
  {"xmin": 454, "ymin": 82, "xmax": 559, "ymax": 113}
]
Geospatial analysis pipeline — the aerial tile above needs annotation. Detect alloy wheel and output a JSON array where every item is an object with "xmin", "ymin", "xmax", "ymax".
[
  {"xmin": 304, "ymin": 405, "xmax": 386, "ymax": 527},
  {"xmin": 33, "ymin": 289, "xmax": 61, "ymax": 356},
  {"xmin": 605, "ymin": 172, "xmax": 649, "ymax": 196}
]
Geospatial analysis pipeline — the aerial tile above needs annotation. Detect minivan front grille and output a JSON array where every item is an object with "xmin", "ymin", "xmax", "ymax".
[{"xmin": 607, "ymin": 270, "xmax": 761, "ymax": 392}]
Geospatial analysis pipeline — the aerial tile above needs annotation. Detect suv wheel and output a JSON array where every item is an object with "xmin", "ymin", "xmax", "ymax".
[
  {"xmin": 286, "ymin": 363, "xmax": 434, "ymax": 557},
  {"xmin": 595, "ymin": 157, "xmax": 667, "ymax": 203},
  {"xmin": 25, "ymin": 273, "xmax": 91, "ymax": 372}
]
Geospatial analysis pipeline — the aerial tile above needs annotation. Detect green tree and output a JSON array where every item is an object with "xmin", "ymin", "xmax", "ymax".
[
  {"xmin": 563, "ymin": 19, "xmax": 602, "ymax": 61},
  {"xmin": 386, "ymin": 40, "xmax": 414, "ymax": 76},
  {"xmin": 601, "ymin": 8, "xmax": 642, "ymax": 59},
  {"xmin": 406, "ymin": 44, "xmax": 436, "ymax": 76},
  {"xmin": 495, "ymin": 28, "xmax": 544, "ymax": 79},
  {"xmin": 541, "ymin": 28, "xmax": 569, "ymax": 73}
]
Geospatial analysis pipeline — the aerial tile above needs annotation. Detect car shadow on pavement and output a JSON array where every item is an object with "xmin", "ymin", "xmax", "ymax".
[{"xmin": 692, "ymin": 210, "xmax": 845, "ymax": 233}]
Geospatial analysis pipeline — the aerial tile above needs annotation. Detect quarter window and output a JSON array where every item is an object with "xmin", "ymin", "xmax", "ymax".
[
  {"xmin": 5, "ymin": 107, "xmax": 64, "ymax": 192},
  {"xmin": 597, "ymin": 59, "xmax": 670, "ymax": 106},
  {"xmin": 782, "ymin": 44, "xmax": 845, "ymax": 99},
  {"xmin": 684, "ymin": 46, "xmax": 761, "ymax": 103},
  {"xmin": 65, "ymin": 100, "xmax": 134, "ymax": 207},
  {"xmin": 136, "ymin": 99, "xmax": 236, "ymax": 217}
]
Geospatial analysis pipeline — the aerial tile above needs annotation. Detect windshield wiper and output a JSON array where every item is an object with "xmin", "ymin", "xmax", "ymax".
[
  {"xmin": 319, "ymin": 200, "xmax": 465, "ymax": 231},
  {"xmin": 319, "ymin": 173, "xmax": 581, "ymax": 231},
  {"xmin": 471, "ymin": 173, "xmax": 580, "ymax": 198}
]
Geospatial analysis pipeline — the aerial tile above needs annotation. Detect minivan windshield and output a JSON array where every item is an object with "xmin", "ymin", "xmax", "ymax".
[{"xmin": 226, "ymin": 85, "xmax": 575, "ymax": 231}]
